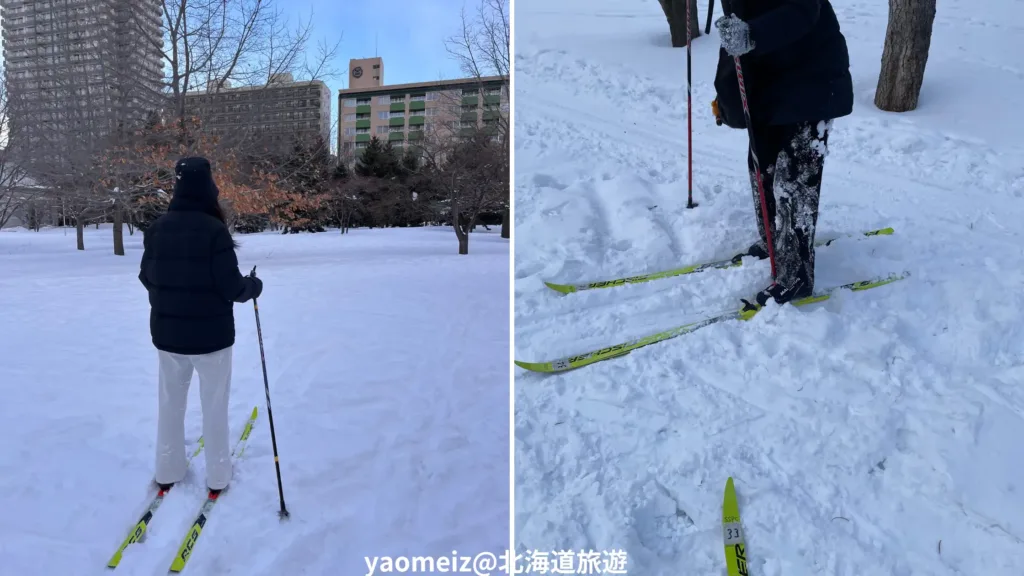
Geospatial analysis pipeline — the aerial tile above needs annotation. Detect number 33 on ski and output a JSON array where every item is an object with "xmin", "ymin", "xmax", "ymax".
[{"xmin": 723, "ymin": 477, "xmax": 749, "ymax": 576}]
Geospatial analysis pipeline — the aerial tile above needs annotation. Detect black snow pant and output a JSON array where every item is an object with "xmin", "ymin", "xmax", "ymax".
[{"xmin": 747, "ymin": 120, "xmax": 831, "ymax": 293}]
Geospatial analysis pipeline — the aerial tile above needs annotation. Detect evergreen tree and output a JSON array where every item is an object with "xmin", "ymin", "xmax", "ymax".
[
  {"xmin": 354, "ymin": 137, "xmax": 402, "ymax": 179},
  {"xmin": 400, "ymin": 148, "xmax": 421, "ymax": 177}
]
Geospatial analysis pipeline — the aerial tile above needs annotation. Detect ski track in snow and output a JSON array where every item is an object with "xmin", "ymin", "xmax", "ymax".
[
  {"xmin": 514, "ymin": 0, "xmax": 1024, "ymax": 574},
  {"xmin": 0, "ymin": 226, "xmax": 509, "ymax": 575}
]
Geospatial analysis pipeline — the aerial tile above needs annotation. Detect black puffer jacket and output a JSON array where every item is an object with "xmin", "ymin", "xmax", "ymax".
[
  {"xmin": 139, "ymin": 157, "xmax": 262, "ymax": 355},
  {"xmin": 714, "ymin": 0, "xmax": 854, "ymax": 128}
]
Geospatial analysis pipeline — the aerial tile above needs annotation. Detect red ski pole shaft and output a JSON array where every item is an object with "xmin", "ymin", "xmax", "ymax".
[
  {"xmin": 686, "ymin": 0, "xmax": 697, "ymax": 209},
  {"xmin": 721, "ymin": 0, "xmax": 777, "ymax": 279}
]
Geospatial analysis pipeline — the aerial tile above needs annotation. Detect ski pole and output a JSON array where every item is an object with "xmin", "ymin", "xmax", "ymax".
[
  {"xmin": 720, "ymin": 0, "xmax": 777, "ymax": 279},
  {"xmin": 706, "ymin": 0, "xmax": 715, "ymax": 35},
  {"xmin": 249, "ymin": 266, "xmax": 290, "ymax": 519},
  {"xmin": 686, "ymin": 0, "xmax": 698, "ymax": 209}
]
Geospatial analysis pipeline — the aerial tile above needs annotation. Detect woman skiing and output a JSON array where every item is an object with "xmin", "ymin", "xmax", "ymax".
[
  {"xmin": 711, "ymin": 0, "xmax": 854, "ymax": 305},
  {"xmin": 138, "ymin": 156, "xmax": 263, "ymax": 493}
]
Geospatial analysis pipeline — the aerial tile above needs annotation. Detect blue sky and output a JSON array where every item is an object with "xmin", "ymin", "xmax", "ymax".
[{"xmin": 292, "ymin": 0, "xmax": 469, "ymax": 91}]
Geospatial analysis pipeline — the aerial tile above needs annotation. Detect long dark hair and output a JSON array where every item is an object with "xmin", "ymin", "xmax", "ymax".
[{"xmin": 210, "ymin": 201, "xmax": 240, "ymax": 249}]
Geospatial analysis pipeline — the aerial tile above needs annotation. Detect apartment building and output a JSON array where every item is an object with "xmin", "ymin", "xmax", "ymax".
[
  {"xmin": 1, "ymin": 0, "xmax": 164, "ymax": 166},
  {"xmin": 184, "ymin": 73, "xmax": 332, "ymax": 151},
  {"xmin": 338, "ymin": 57, "xmax": 508, "ymax": 155}
]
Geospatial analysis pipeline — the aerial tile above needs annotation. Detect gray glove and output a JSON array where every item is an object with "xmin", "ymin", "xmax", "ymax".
[{"xmin": 716, "ymin": 14, "xmax": 755, "ymax": 57}]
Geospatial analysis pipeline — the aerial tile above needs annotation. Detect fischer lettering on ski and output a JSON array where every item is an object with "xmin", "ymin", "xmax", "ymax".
[
  {"xmin": 169, "ymin": 406, "xmax": 258, "ymax": 573},
  {"xmin": 107, "ymin": 438, "xmax": 205, "ymax": 569},
  {"xmin": 515, "ymin": 271, "xmax": 910, "ymax": 373}
]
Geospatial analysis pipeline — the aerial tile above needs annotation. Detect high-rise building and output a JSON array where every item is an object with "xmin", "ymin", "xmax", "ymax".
[
  {"xmin": 338, "ymin": 57, "xmax": 508, "ymax": 155},
  {"xmin": 0, "ymin": 0, "xmax": 164, "ymax": 166},
  {"xmin": 183, "ymin": 73, "xmax": 331, "ymax": 151}
]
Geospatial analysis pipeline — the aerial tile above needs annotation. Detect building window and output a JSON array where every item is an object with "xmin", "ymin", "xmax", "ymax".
[
  {"xmin": 410, "ymin": 94, "xmax": 425, "ymax": 101},
  {"xmin": 343, "ymin": 98, "xmax": 357, "ymax": 107},
  {"xmin": 390, "ymin": 94, "xmax": 405, "ymax": 101},
  {"xmin": 356, "ymin": 98, "xmax": 370, "ymax": 105},
  {"xmin": 343, "ymin": 114, "xmax": 356, "ymax": 122},
  {"xmin": 389, "ymin": 126, "xmax": 405, "ymax": 133},
  {"xmin": 377, "ymin": 126, "xmax": 389, "ymax": 134},
  {"xmin": 344, "ymin": 127, "xmax": 356, "ymax": 136},
  {"xmin": 378, "ymin": 111, "xmax": 389, "ymax": 120},
  {"xmin": 484, "ymin": 87, "xmax": 501, "ymax": 96},
  {"xmin": 356, "ymin": 127, "xmax": 370, "ymax": 134},
  {"xmin": 389, "ymin": 111, "xmax": 405, "ymax": 118},
  {"xmin": 377, "ymin": 95, "xmax": 390, "ymax": 105}
]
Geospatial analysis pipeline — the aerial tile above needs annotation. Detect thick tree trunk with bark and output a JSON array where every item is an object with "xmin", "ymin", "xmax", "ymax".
[
  {"xmin": 501, "ymin": 208, "xmax": 509, "ymax": 239},
  {"xmin": 113, "ymin": 209, "xmax": 125, "ymax": 256},
  {"xmin": 660, "ymin": 0, "xmax": 702, "ymax": 47},
  {"xmin": 76, "ymin": 219, "xmax": 85, "ymax": 251},
  {"xmin": 875, "ymin": 0, "xmax": 937, "ymax": 112}
]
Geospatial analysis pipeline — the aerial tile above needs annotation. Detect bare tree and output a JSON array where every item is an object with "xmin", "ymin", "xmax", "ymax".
[
  {"xmin": 421, "ymin": 126, "xmax": 506, "ymax": 255},
  {"xmin": 148, "ymin": 0, "xmax": 341, "ymax": 146},
  {"xmin": 0, "ymin": 77, "xmax": 30, "ymax": 230},
  {"xmin": 875, "ymin": 0, "xmax": 937, "ymax": 112},
  {"xmin": 444, "ymin": 0, "xmax": 511, "ymax": 239},
  {"xmin": 8, "ymin": 0, "xmax": 132, "ymax": 250}
]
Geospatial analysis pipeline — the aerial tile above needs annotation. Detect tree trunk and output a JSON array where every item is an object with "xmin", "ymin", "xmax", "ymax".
[
  {"xmin": 660, "ymin": 0, "xmax": 702, "ymax": 47},
  {"xmin": 688, "ymin": 0, "xmax": 701, "ymax": 40},
  {"xmin": 76, "ymin": 219, "xmax": 85, "ymax": 251},
  {"xmin": 501, "ymin": 208, "xmax": 510, "ymax": 239},
  {"xmin": 113, "ymin": 208, "xmax": 125, "ymax": 256},
  {"xmin": 453, "ymin": 205, "xmax": 470, "ymax": 255},
  {"xmin": 875, "ymin": 0, "xmax": 937, "ymax": 112}
]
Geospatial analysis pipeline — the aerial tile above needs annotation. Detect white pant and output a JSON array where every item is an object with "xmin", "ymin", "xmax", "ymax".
[{"xmin": 155, "ymin": 347, "xmax": 234, "ymax": 490}]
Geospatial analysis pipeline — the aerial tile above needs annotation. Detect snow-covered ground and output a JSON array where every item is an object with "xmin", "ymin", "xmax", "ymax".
[
  {"xmin": 514, "ymin": 0, "xmax": 1024, "ymax": 574},
  {"xmin": 0, "ymin": 225, "xmax": 509, "ymax": 575}
]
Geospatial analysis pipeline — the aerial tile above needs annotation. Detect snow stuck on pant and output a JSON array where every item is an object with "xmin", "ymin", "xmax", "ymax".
[
  {"xmin": 0, "ymin": 226, "xmax": 509, "ymax": 575},
  {"xmin": 514, "ymin": 0, "xmax": 1024, "ymax": 574}
]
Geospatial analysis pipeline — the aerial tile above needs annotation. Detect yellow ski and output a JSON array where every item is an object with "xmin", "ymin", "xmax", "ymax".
[
  {"xmin": 106, "ymin": 438, "xmax": 205, "ymax": 569},
  {"xmin": 723, "ymin": 477, "xmax": 749, "ymax": 576},
  {"xmin": 515, "ymin": 271, "xmax": 909, "ymax": 373},
  {"xmin": 169, "ymin": 406, "xmax": 258, "ymax": 573},
  {"xmin": 544, "ymin": 227, "xmax": 894, "ymax": 294}
]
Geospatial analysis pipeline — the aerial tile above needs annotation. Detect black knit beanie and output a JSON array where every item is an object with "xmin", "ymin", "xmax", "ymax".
[{"xmin": 173, "ymin": 157, "xmax": 219, "ymax": 203}]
